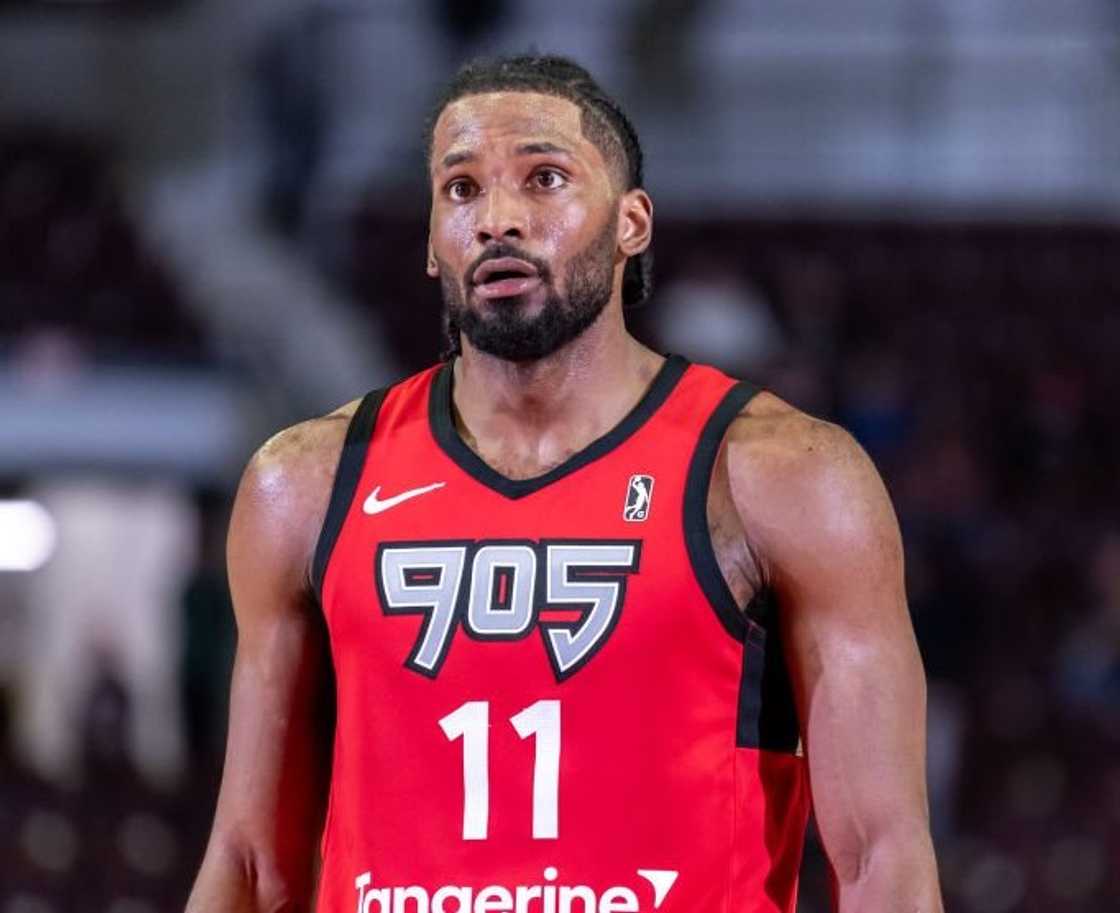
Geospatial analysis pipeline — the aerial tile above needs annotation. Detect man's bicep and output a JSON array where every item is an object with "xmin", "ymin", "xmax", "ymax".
[
  {"xmin": 190, "ymin": 621, "xmax": 333, "ymax": 912},
  {"xmin": 731, "ymin": 418, "xmax": 931, "ymax": 877},
  {"xmin": 219, "ymin": 571, "xmax": 334, "ymax": 858},
  {"xmin": 189, "ymin": 445, "xmax": 336, "ymax": 910},
  {"xmin": 782, "ymin": 568, "xmax": 929, "ymax": 879}
]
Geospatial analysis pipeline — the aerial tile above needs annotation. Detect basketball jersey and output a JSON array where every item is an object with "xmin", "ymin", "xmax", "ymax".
[{"xmin": 312, "ymin": 355, "xmax": 810, "ymax": 913}]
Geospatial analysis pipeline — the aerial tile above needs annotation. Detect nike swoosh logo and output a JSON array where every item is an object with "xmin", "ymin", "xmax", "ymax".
[{"xmin": 362, "ymin": 481, "xmax": 446, "ymax": 515}]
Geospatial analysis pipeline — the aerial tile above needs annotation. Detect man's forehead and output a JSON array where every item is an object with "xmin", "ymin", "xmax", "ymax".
[{"xmin": 433, "ymin": 92, "xmax": 588, "ymax": 159}]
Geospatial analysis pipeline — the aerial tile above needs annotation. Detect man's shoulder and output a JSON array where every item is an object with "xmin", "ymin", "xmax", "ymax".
[
  {"xmin": 714, "ymin": 389, "xmax": 899, "ymax": 586},
  {"xmin": 246, "ymin": 399, "xmax": 362, "ymax": 493},
  {"xmin": 232, "ymin": 399, "xmax": 364, "ymax": 562},
  {"xmin": 243, "ymin": 363, "xmax": 438, "ymax": 501},
  {"xmin": 727, "ymin": 391, "xmax": 861, "ymax": 471},
  {"xmin": 251, "ymin": 399, "xmax": 362, "ymax": 481},
  {"xmin": 721, "ymin": 390, "xmax": 880, "ymax": 515}
]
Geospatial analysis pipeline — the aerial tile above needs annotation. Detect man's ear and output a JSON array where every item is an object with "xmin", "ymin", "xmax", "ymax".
[
  {"xmin": 617, "ymin": 189, "xmax": 653, "ymax": 258},
  {"xmin": 426, "ymin": 241, "xmax": 439, "ymax": 278}
]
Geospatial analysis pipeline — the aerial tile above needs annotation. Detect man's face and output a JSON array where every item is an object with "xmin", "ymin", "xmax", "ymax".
[{"xmin": 427, "ymin": 92, "xmax": 623, "ymax": 362}]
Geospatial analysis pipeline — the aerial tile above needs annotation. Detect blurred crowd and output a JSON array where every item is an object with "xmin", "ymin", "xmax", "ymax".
[
  {"xmin": 0, "ymin": 130, "xmax": 205, "ymax": 364},
  {"xmin": 3, "ymin": 79, "xmax": 1120, "ymax": 913}
]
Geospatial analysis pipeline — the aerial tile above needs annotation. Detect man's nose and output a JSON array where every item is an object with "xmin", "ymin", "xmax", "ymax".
[{"xmin": 476, "ymin": 185, "xmax": 526, "ymax": 244}]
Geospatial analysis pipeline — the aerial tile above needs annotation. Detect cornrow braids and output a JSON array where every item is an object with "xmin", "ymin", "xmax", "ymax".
[{"xmin": 426, "ymin": 53, "xmax": 654, "ymax": 334}]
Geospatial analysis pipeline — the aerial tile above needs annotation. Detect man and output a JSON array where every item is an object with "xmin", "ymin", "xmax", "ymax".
[{"xmin": 187, "ymin": 56, "xmax": 942, "ymax": 913}]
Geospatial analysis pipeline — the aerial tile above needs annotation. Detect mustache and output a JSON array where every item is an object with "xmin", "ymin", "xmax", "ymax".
[{"xmin": 464, "ymin": 243, "xmax": 552, "ymax": 286}]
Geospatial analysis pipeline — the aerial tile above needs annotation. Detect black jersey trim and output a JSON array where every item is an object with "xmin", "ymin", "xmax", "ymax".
[
  {"xmin": 737, "ymin": 601, "xmax": 801, "ymax": 752},
  {"xmin": 429, "ymin": 354, "xmax": 689, "ymax": 499},
  {"xmin": 311, "ymin": 387, "xmax": 388, "ymax": 602},
  {"xmin": 682, "ymin": 380, "xmax": 761, "ymax": 642}
]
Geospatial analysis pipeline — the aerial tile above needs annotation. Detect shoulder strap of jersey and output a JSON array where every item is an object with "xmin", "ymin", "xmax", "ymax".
[
  {"xmin": 311, "ymin": 387, "xmax": 389, "ymax": 601},
  {"xmin": 683, "ymin": 379, "xmax": 802, "ymax": 752},
  {"xmin": 682, "ymin": 380, "xmax": 761, "ymax": 642}
]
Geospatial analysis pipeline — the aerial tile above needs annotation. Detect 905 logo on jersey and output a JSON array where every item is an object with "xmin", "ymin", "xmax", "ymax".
[{"xmin": 376, "ymin": 539, "xmax": 641, "ymax": 680}]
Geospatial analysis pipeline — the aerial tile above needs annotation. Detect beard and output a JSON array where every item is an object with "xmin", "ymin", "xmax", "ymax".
[{"xmin": 439, "ymin": 216, "xmax": 617, "ymax": 363}]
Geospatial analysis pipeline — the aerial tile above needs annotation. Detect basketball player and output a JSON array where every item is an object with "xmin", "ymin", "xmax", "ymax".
[{"xmin": 187, "ymin": 56, "xmax": 942, "ymax": 912}]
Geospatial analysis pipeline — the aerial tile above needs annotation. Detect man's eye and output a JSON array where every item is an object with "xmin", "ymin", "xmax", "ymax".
[
  {"xmin": 446, "ymin": 178, "xmax": 477, "ymax": 201},
  {"xmin": 532, "ymin": 169, "xmax": 567, "ymax": 190}
]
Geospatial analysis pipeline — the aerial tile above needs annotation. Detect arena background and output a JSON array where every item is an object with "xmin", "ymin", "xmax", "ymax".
[{"xmin": 1, "ymin": 2, "xmax": 1119, "ymax": 911}]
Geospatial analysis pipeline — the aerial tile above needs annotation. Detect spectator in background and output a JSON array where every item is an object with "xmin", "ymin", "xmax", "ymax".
[
  {"xmin": 1057, "ymin": 530, "xmax": 1120, "ymax": 735},
  {"xmin": 652, "ymin": 254, "xmax": 785, "ymax": 375},
  {"xmin": 429, "ymin": 0, "xmax": 511, "ymax": 54},
  {"xmin": 253, "ymin": 10, "xmax": 329, "ymax": 234},
  {"xmin": 624, "ymin": 0, "xmax": 711, "ymax": 104},
  {"xmin": 13, "ymin": 479, "xmax": 198, "ymax": 790},
  {"xmin": 181, "ymin": 491, "xmax": 236, "ymax": 763}
]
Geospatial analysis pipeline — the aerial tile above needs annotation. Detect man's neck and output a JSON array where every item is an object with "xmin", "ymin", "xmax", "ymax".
[{"xmin": 450, "ymin": 319, "xmax": 664, "ymax": 480}]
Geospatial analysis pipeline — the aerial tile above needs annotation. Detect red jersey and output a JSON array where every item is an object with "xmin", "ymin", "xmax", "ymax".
[{"xmin": 312, "ymin": 356, "xmax": 810, "ymax": 913}]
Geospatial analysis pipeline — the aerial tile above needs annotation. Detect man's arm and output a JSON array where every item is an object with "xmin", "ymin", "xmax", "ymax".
[
  {"xmin": 186, "ymin": 409, "xmax": 353, "ymax": 912},
  {"xmin": 727, "ymin": 398, "xmax": 943, "ymax": 913}
]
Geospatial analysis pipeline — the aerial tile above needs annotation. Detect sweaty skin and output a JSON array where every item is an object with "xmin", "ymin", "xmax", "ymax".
[{"xmin": 186, "ymin": 92, "xmax": 943, "ymax": 913}]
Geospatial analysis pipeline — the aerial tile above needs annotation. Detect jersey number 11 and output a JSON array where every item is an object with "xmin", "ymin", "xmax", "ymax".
[{"xmin": 439, "ymin": 699, "xmax": 560, "ymax": 841}]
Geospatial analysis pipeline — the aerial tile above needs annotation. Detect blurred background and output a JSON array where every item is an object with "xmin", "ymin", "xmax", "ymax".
[{"xmin": 1, "ymin": 1, "xmax": 1118, "ymax": 911}]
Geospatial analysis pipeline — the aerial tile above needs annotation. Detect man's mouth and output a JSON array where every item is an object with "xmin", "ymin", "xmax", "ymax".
[{"xmin": 471, "ymin": 257, "xmax": 543, "ymax": 300}]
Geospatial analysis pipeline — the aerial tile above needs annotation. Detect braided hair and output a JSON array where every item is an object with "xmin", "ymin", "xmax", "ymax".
[{"xmin": 425, "ymin": 54, "xmax": 653, "ymax": 317}]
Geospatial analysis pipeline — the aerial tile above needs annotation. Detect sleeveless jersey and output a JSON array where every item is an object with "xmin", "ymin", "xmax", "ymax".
[{"xmin": 312, "ymin": 356, "xmax": 810, "ymax": 913}]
